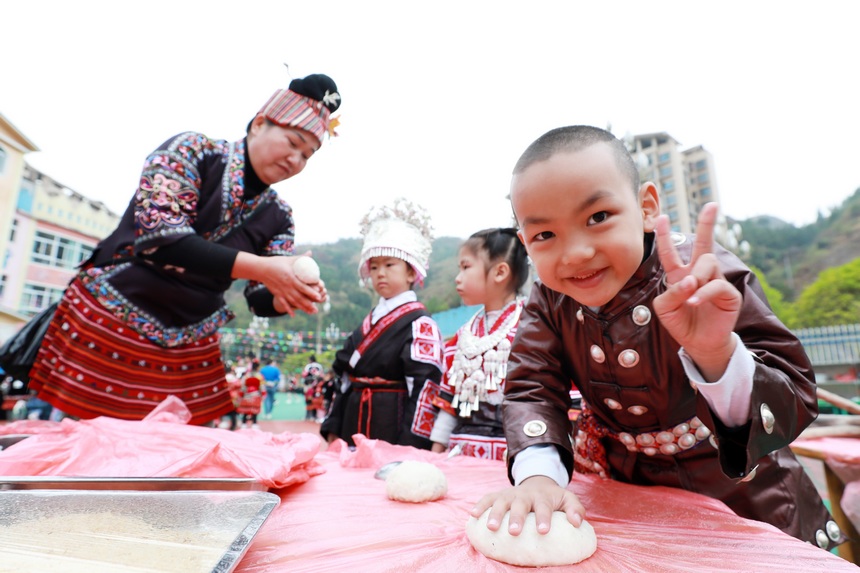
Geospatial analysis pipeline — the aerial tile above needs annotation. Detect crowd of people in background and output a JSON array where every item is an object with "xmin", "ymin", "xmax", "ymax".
[{"xmin": 209, "ymin": 353, "xmax": 333, "ymax": 429}]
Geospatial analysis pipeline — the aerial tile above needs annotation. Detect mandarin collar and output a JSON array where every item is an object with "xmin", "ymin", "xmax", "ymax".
[{"xmin": 371, "ymin": 290, "xmax": 418, "ymax": 324}]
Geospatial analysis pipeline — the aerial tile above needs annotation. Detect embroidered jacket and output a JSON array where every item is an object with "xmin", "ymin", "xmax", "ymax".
[
  {"xmin": 321, "ymin": 300, "xmax": 443, "ymax": 449},
  {"xmin": 80, "ymin": 132, "xmax": 295, "ymax": 347}
]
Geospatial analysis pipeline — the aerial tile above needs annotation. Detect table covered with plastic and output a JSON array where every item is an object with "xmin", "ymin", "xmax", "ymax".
[
  {"xmin": 791, "ymin": 435, "xmax": 860, "ymax": 565},
  {"xmin": 0, "ymin": 404, "xmax": 854, "ymax": 573}
]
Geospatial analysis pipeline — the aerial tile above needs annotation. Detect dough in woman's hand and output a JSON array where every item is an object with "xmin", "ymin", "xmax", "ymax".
[
  {"xmin": 385, "ymin": 461, "xmax": 447, "ymax": 503},
  {"xmin": 293, "ymin": 256, "xmax": 321, "ymax": 284},
  {"xmin": 466, "ymin": 510, "xmax": 597, "ymax": 567}
]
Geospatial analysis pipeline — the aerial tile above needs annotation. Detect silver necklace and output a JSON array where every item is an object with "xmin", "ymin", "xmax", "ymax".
[{"xmin": 450, "ymin": 302, "xmax": 521, "ymax": 417}]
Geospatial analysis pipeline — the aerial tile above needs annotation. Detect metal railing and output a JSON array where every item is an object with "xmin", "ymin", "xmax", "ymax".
[{"xmin": 794, "ymin": 323, "xmax": 860, "ymax": 367}]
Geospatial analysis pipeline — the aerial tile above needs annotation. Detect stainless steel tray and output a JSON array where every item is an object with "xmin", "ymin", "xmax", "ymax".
[
  {"xmin": 0, "ymin": 476, "xmax": 269, "ymax": 491},
  {"xmin": 0, "ymin": 489, "xmax": 280, "ymax": 572}
]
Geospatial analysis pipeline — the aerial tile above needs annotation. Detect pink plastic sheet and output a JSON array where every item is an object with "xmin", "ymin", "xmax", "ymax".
[
  {"xmin": 236, "ymin": 435, "xmax": 853, "ymax": 573},
  {"xmin": 0, "ymin": 397, "xmax": 321, "ymax": 489},
  {"xmin": 792, "ymin": 436, "xmax": 860, "ymax": 536},
  {"xmin": 791, "ymin": 436, "xmax": 860, "ymax": 465},
  {"xmin": 2, "ymin": 409, "xmax": 853, "ymax": 572}
]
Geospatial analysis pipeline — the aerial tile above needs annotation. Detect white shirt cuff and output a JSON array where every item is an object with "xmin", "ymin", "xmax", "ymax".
[
  {"xmin": 430, "ymin": 410, "xmax": 457, "ymax": 445},
  {"xmin": 339, "ymin": 372, "xmax": 351, "ymax": 393},
  {"xmin": 679, "ymin": 332, "xmax": 754, "ymax": 428},
  {"xmin": 511, "ymin": 444, "xmax": 569, "ymax": 487}
]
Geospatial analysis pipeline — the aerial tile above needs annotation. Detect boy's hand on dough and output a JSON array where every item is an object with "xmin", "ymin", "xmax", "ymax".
[{"xmin": 471, "ymin": 476, "xmax": 585, "ymax": 535}]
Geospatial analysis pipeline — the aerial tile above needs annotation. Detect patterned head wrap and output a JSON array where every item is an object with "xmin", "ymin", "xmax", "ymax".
[
  {"xmin": 359, "ymin": 198, "xmax": 434, "ymax": 287},
  {"xmin": 257, "ymin": 73, "xmax": 341, "ymax": 142}
]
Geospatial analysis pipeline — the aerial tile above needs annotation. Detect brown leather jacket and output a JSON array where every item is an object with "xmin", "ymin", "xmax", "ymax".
[{"xmin": 503, "ymin": 233, "xmax": 841, "ymax": 549}]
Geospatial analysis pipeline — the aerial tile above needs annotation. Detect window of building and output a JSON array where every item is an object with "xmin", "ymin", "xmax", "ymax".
[
  {"xmin": 20, "ymin": 283, "xmax": 65, "ymax": 315},
  {"xmin": 16, "ymin": 179, "xmax": 35, "ymax": 213},
  {"xmin": 669, "ymin": 211, "xmax": 679, "ymax": 222},
  {"xmin": 697, "ymin": 173, "xmax": 709, "ymax": 184},
  {"xmin": 31, "ymin": 231, "xmax": 92, "ymax": 269},
  {"xmin": 701, "ymin": 187, "xmax": 711, "ymax": 197},
  {"xmin": 9, "ymin": 219, "xmax": 17, "ymax": 242},
  {"xmin": 663, "ymin": 180, "xmax": 674, "ymax": 191},
  {"xmin": 665, "ymin": 195, "xmax": 677, "ymax": 207},
  {"xmin": 658, "ymin": 152, "xmax": 670, "ymax": 164},
  {"xmin": 0, "ymin": 275, "xmax": 5, "ymax": 298},
  {"xmin": 695, "ymin": 159, "xmax": 707, "ymax": 171},
  {"xmin": 0, "ymin": 146, "xmax": 7, "ymax": 174},
  {"xmin": 659, "ymin": 166, "xmax": 672, "ymax": 178}
]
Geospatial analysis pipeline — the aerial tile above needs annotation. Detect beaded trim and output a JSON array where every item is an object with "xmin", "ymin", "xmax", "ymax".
[
  {"xmin": 574, "ymin": 404, "xmax": 713, "ymax": 478},
  {"xmin": 613, "ymin": 416, "xmax": 712, "ymax": 456},
  {"xmin": 79, "ymin": 265, "xmax": 234, "ymax": 348}
]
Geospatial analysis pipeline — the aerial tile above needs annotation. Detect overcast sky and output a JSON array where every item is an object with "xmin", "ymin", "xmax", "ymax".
[{"xmin": 2, "ymin": 1, "xmax": 858, "ymax": 245}]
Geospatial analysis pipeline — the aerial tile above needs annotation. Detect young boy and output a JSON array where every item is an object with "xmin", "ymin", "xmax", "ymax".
[
  {"xmin": 320, "ymin": 199, "xmax": 443, "ymax": 449},
  {"xmin": 471, "ymin": 126, "xmax": 842, "ymax": 551}
]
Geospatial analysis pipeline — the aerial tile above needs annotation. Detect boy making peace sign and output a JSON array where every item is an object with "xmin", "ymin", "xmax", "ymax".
[{"xmin": 472, "ymin": 125, "xmax": 841, "ymax": 551}]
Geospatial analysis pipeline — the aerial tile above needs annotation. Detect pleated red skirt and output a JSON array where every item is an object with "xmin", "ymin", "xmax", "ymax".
[{"xmin": 29, "ymin": 279, "xmax": 234, "ymax": 425}]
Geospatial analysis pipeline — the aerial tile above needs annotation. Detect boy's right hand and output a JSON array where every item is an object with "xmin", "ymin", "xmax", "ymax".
[{"xmin": 470, "ymin": 475, "xmax": 585, "ymax": 535}]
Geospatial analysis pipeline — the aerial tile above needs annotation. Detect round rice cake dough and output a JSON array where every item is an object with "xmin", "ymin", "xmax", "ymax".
[
  {"xmin": 385, "ymin": 461, "xmax": 448, "ymax": 503},
  {"xmin": 466, "ymin": 510, "xmax": 597, "ymax": 567},
  {"xmin": 293, "ymin": 256, "xmax": 321, "ymax": 284}
]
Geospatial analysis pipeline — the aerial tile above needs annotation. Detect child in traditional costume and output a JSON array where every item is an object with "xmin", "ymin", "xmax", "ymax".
[
  {"xmin": 471, "ymin": 125, "xmax": 842, "ymax": 550},
  {"xmin": 428, "ymin": 228, "xmax": 529, "ymax": 461},
  {"xmin": 321, "ymin": 199, "xmax": 443, "ymax": 449}
]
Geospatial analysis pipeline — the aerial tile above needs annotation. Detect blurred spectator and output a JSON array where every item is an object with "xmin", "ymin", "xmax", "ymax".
[
  {"xmin": 237, "ymin": 363, "xmax": 264, "ymax": 428},
  {"xmin": 260, "ymin": 359, "xmax": 282, "ymax": 419}
]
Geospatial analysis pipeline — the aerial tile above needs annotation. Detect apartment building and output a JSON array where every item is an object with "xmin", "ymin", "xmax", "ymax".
[
  {"xmin": 0, "ymin": 113, "xmax": 118, "ymax": 339},
  {"xmin": 627, "ymin": 132, "xmax": 721, "ymax": 234}
]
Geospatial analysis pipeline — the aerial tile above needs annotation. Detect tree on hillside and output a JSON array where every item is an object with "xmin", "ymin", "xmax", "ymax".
[
  {"xmin": 750, "ymin": 266, "xmax": 794, "ymax": 326},
  {"xmin": 789, "ymin": 258, "xmax": 860, "ymax": 328}
]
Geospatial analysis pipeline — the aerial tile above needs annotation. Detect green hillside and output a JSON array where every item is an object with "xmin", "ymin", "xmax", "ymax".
[{"xmin": 225, "ymin": 187, "xmax": 860, "ymax": 339}]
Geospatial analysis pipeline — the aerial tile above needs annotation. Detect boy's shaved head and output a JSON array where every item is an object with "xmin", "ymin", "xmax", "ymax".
[{"xmin": 513, "ymin": 126, "xmax": 640, "ymax": 192}]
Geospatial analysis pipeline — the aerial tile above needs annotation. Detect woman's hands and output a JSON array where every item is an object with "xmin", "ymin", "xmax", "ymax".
[{"xmin": 232, "ymin": 251, "xmax": 327, "ymax": 316}]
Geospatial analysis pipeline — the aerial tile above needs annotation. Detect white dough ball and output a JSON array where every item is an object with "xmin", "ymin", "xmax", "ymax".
[
  {"xmin": 293, "ymin": 256, "xmax": 321, "ymax": 284},
  {"xmin": 385, "ymin": 461, "xmax": 447, "ymax": 503},
  {"xmin": 466, "ymin": 510, "xmax": 597, "ymax": 567}
]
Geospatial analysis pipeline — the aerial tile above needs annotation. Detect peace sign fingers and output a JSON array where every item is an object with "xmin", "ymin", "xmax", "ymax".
[
  {"xmin": 655, "ymin": 202, "xmax": 720, "ymax": 286},
  {"xmin": 690, "ymin": 202, "xmax": 719, "ymax": 264}
]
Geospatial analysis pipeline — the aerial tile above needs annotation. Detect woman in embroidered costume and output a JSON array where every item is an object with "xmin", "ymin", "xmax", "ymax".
[
  {"xmin": 28, "ymin": 73, "xmax": 342, "ymax": 425},
  {"xmin": 428, "ymin": 228, "xmax": 530, "ymax": 461},
  {"xmin": 320, "ymin": 199, "xmax": 444, "ymax": 450}
]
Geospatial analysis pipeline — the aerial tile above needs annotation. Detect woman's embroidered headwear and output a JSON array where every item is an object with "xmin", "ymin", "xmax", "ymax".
[
  {"xmin": 358, "ymin": 198, "xmax": 434, "ymax": 287},
  {"xmin": 257, "ymin": 73, "xmax": 341, "ymax": 141}
]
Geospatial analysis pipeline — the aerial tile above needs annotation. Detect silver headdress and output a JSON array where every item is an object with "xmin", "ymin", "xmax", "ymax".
[{"xmin": 358, "ymin": 198, "xmax": 434, "ymax": 286}]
